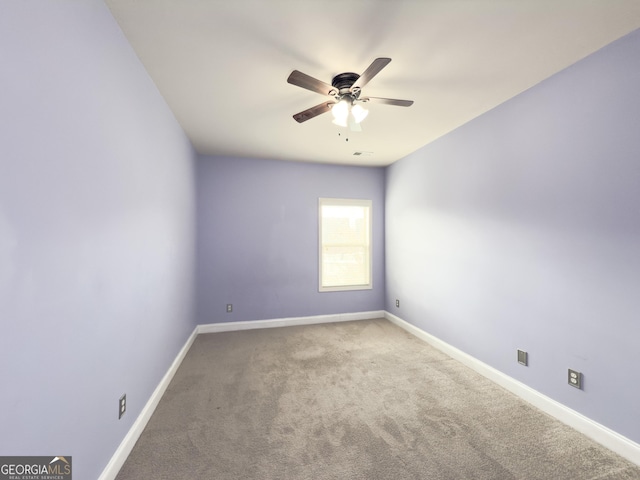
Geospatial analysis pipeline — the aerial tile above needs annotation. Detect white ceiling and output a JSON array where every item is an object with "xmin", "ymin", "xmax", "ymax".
[{"xmin": 105, "ymin": 0, "xmax": 640, "ymax": 167}]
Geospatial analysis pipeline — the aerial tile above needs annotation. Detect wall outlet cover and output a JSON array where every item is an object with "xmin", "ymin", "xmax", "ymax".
[
  {"xmin": 119, "ymin": 394, "xmax": 126, "ymax": 419},
  {"xmin": 568, "ymin": 369, "xmax": 582, "ymax": 389}
]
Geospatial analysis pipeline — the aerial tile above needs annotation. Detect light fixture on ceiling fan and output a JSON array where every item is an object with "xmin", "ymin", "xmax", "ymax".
[
  {"xmin": 330, "ymin": 93, "xmax": 369, "ymax": 128},
  {"xmin": 287, "ymin": 58, "xmax": 413, "ymax": 129}
]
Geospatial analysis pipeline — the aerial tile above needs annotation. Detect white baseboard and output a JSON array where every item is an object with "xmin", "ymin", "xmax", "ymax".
[
  {"xmin": 384, "ymin": 311, "xmax": 640, "ymax": 466},
  {"xmin": 97, "ymin": 326, "xmax": 199, "ymax": 480},
  {"xmin": 101, "ymin": 310, "xmax": 639, "ymax": 477},
  {"xmin": 197, "ymin": 310, "xmax": 385, "ymax": 334}
]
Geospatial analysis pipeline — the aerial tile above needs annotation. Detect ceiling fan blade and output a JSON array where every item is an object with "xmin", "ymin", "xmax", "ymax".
[
  {"xmin": 292, "ymin": 102, "xmax": 334, "ymax": 123},
  {"xmin": 361, "ymin": 96, "xmax": 414, "ymax": 107},
  {"xmin": 287, "ymin": 70, "xmax": 337, "ymax": 96},
  {"xmin": 351, "ymin": 57, "xmax": 391, "ymax": 91}
]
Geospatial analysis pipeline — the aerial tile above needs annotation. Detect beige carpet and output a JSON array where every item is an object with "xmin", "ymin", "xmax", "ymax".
[{"xmin": 116, "ymin": 319, "xmax": 640, "ymax": 479}]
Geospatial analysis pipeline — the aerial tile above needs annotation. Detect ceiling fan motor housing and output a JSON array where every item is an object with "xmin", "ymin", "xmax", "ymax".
[{"xmin": 332, "ymin": 72, "xmax": 360, "ymax": 96}]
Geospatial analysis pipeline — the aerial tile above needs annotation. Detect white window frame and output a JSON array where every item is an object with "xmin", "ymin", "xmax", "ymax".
[{"xmin": 318, "ymin": 198, "xmax": 373, "ymax": 292}]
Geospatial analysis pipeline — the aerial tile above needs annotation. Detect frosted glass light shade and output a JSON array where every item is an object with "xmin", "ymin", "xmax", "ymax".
[
  {"xmin": 331, "ymin": 99, "xmax": 350, "ymax": 125},
  {"xmin": 351, "ymin": 104, "xmax": 369, "ymax": 123},
  {"xmin": 331, "ymin": 98, "xmax": 368, "ymax": 127}
]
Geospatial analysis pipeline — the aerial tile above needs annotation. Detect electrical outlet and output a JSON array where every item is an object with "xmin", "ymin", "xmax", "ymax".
[
  {"xmin": 517, "ymin": 349, "xmax": 528, "ymax": 366},
  {"xmin": 396, "ymin": 299, "xmax": 400, "ymax": 308},
  {"xmin": 226, "ymin": 304, "xmax": 233, "ymax": 313},
  {"xmin": 119, "ymin": 394, "xmax": 126, "ymax": 419},
  {"xmin": 568, "ymin": 369, "xmax": 582, "ymax": 389}
]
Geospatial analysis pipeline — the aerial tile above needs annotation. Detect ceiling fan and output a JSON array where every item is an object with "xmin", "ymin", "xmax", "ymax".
[{"xmin": 287, "ymin": 57, "xmax": 413, "ymax": 130}]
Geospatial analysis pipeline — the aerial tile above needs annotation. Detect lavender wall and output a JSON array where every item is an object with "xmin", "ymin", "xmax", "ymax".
[
  {"xmin": 0, "ymin": 2, "xmax": 196, "ymax": 479},
  {"xmin": 196, "ymin": 156, "xmax": 385, "ymax": 324},
  {"xmin": 385, "ymin": 29, "xmax": 640, "ymax": 443}
]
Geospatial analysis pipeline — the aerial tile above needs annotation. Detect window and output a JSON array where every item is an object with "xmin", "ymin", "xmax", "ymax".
[{"xmin": 319, "ymin": 198, "xmax": 372, "ymax": 292}]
